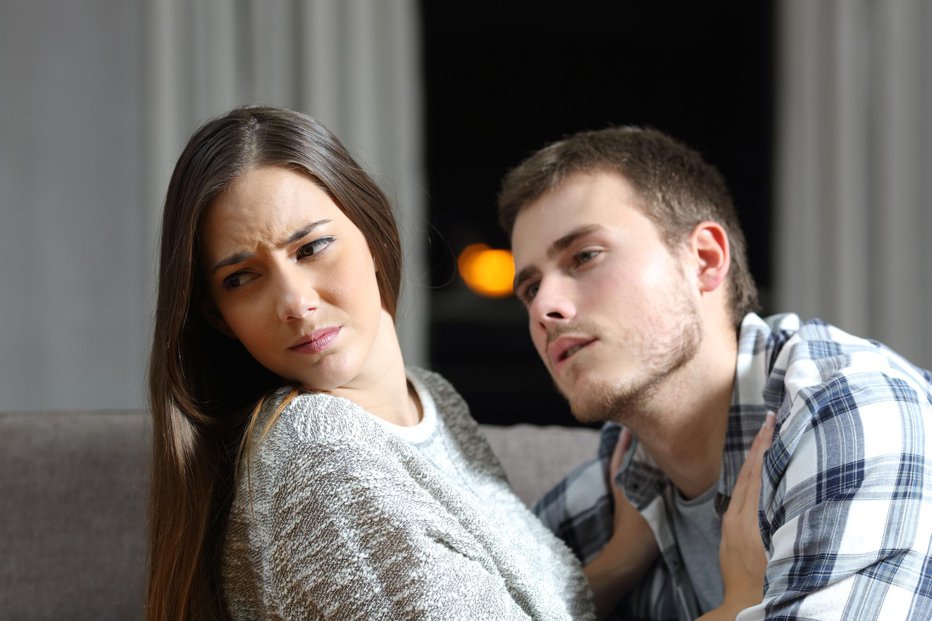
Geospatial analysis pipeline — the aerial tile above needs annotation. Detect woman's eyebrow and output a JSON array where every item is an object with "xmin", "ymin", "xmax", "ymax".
[
  {"xmin": 282, "ymin": 219, "xmax": 332, "ymax": 245},
  {"xmin": 210, "ymin": 219, "xmax": 332, "ymax": 274}
]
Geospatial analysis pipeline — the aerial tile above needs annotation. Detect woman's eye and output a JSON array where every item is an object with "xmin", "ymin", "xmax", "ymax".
[
  {"xmin": 297, "ymin": 237, "xmax": 334, "ymax": 259},
  {"xmin": 222, "ymin": 271, "xmax": 256, "ymax": 290}
]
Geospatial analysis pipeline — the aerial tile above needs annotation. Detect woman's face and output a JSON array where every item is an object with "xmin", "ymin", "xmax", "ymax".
[{"xmin": 199, "ymin": 166, "xmax": 388, "ymax": 393}]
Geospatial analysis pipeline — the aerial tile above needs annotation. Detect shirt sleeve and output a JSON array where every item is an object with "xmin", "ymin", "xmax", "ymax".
[
  {"xmin": 746, "ymin": 369, "xmax": 932, "ymax": 620},
  {"xmin": 262, "ymin": 438, "xmax": 534, "ymax": 620},
  {"xmin": 533, "ymin": 423, "xmax": 618, "ymax": 564}
]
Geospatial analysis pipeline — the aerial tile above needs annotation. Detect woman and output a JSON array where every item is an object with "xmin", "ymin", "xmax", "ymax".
[{"xmin": 147, "ymin": 106, "xmax": 593, "ymax": 620}]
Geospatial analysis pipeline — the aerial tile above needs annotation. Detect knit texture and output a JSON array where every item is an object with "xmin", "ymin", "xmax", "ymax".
[{"xmin": 222, "ymin": 367, "xmax": 594, "ymax": 620}]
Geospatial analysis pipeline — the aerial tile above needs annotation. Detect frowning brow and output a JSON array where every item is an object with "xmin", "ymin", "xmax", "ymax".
[
  {"xmin": 209, "ymin": 219, "xmax": 332, "ymax": 274},
  {"xmin": 283, "ymin": 220, "xmax": 331, "ymax": 245},
  {"xmin": 512, "ymin": 224, "xmax": 605, "ymax": 290}
]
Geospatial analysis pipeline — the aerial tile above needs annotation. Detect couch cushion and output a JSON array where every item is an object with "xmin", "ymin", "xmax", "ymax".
[
  {"xmin": 481, "ymin": 423, "xmax": 599, "ymax": 507},
  {"xmin": 0, "ymin": 410, "xmax": 149, "ymax": 621},
  {"xmin": 0, "ymin": 412, "xmax": 597, "ymax": 619}
]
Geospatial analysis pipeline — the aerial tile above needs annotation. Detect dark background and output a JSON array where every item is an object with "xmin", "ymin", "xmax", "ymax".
[{"xmin": 420, "ymin": 2, "xmax": 775, "ymax": 427}]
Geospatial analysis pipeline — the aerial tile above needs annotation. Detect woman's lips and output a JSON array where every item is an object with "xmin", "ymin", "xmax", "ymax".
[{"xmin": 289, "ymin": 327, "xmax": 341, "ymax": 354}]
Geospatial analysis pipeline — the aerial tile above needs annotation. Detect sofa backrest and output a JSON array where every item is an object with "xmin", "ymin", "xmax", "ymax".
[
  {"xmin": 0, "ymin": 410, "xmax": 149, "ymax": 621},
  {"xmin": 481, "ymin": 422, "xmax": 601, "ymax": 506},
  {"xmin": 0, "ymin": 410, "xmax": 597, "ymax": 620}
]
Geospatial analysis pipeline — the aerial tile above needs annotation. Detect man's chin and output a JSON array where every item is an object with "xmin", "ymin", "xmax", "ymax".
[
  {"xmin": 563, "ymin": 375, "xmax": 649, "ymax": 425},
  {"xmin": 554, "ymin": 365, "xmax": 631, "ymax": 422},
  {"xmin": 562, "ymin": 383, "xmax": 618, "ymax": 424},
  {"xmin": 567, "ymin": 402, "xmax": 611, "ymax": 424}
]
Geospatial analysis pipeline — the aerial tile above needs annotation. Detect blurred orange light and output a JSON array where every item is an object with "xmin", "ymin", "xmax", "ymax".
[{"xmin": 457, "ymin": 243, "xmax": 515, "ymax": 298}]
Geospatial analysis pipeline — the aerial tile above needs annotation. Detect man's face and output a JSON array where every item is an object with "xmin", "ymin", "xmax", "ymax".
[{"xmin": 510, "ymin": 171, "xmax": 702, "ymax": 423}]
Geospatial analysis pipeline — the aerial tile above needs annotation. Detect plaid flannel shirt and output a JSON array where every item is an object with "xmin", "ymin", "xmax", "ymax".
[{"xmin": 534, "ymin": 313, "xmax": 932, "ymax": 620}]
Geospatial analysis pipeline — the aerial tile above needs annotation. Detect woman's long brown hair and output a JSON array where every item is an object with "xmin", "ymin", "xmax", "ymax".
[{"xmin": 147, "ymin": 107, "xmax": 402, "ymax": 620}]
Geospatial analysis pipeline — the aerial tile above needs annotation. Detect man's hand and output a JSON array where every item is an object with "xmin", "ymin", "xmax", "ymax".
[{"xmin": 584, "ymin": 428, "xmax": 660, "ymax": 619}]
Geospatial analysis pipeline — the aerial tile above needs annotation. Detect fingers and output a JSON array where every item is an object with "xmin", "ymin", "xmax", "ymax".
[
  {"xmin": 610, "ymin": 427, "xmax": 632, "ymax": 478},
  {"xmin": 609, "ymin": 428, "xmax": 634, "ymax": 522},
  {"xmin": 718, "ymin": 412, "xmax": 776, "ymax": 609},
  {"xmin": 731, "ymin": 412, "xmax": 776, "ymax": 516},
  {"xmin": 751, "ymin": 411, "xmax": 776, "ymax": 503},
  {"xmin": 750, "ymin": 411, "xmax": 776, "ymax": 460}
]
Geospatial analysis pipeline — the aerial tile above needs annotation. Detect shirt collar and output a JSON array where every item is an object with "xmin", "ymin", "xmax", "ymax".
[{"xmin": 617, "ymin": 312, "xmax": 803, "ymax": 514}]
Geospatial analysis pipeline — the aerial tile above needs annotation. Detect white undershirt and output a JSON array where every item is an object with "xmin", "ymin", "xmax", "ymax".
[{"xmin": 370, "ymin": 372, "xmax": 438, "ymax": 444}]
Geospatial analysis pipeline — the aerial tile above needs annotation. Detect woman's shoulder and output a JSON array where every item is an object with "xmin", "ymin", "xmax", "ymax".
[
  {"xmin": 407, "ymin": 366, "xmax": 486, "ymax": 437},
  {"xmin": 407, "ymin": 366, "xmax": 506, "ymax": 474},
  {"xmin": 238, "ymin": 389, "xmax": 413, "ymax": 504},
  {"xmin": 406, "ymin": 366, "xmax": 470, "ymax": 418},
  {"xmin": 253, "ymin": 386, "xmax": 384, "ymax": 451}
]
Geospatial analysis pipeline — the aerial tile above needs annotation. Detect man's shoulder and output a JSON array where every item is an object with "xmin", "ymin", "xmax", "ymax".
[
  {"xmin": 743, "ymin": 312, "xmax": 887, "ymax": 365},
  {"xmin": 746, "ymin": 313, "xmax": 931, "ymax": 402},
  {"xmin": 756, "ymin": 319, "xmax": 932, "ymax": 618},
  {"xmin": 737, "ymin": 314, "xmax": 932, "ymax": 479},
  {"xmin": 759, "ymin": 315, "xmax": 932, "ymax": 500}
]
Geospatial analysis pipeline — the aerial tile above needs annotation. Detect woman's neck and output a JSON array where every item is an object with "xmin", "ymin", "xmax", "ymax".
[{"xmin": 327, "ymin": 310, "xmax": 422, "ymax": 426}]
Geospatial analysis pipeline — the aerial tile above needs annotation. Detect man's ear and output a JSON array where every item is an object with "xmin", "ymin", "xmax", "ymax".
[
  {"xmin": 689, "ymin": 221, "xmax": 730, "ymax": 294},
  {"xmin": 201, "ymin": 300, "xmax": 236, "ymax": 339}
]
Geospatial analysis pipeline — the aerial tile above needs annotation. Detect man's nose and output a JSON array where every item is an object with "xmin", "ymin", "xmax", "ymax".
[{"xmin": 529, "ymin": 276, "xmax": 576, "ymax": 328}]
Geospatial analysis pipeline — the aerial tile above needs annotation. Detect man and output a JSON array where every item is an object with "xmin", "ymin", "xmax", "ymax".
[{"xmin": 497, "ymin": 127, "xmax": 932, "ymax": 620}]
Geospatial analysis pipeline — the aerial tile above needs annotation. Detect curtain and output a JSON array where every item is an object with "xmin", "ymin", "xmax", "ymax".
[{"xmin": 775, "ymin": 0, "xmax": 932, "ymax": 369}]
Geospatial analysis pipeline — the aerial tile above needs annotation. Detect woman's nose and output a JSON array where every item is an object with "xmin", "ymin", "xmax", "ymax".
[{"xmin": 275, "ymin": 268, "xmax": 318, "ymax": 321}]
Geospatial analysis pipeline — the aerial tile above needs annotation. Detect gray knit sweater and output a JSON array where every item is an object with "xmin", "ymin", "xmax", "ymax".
[{"xmin": 222, "ymin": 367, "xmax": 594, "ymax": 620}]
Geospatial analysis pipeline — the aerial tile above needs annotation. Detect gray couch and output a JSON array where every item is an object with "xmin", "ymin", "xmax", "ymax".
[{"xmin": 0, "ymin": 409, "xmax": 598, "ymax": 620}]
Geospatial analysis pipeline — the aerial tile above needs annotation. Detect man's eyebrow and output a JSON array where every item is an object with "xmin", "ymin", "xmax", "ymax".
[
  {"xmin": 513, "ymin": 224, "xmax": 605, "ymax": 291},
  {"xmin": 547, "ymin": 224, "xmax": 604, "ymax": 259},
  {"xmin": 512, "ymin": 266, "xmax": 538, "ymax": 294},
  {"xmin": 210, "ymin": 219, "xmax": 332, "ymax": 274}
]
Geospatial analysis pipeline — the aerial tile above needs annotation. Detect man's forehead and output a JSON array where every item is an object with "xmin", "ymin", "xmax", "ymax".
[{"xmin": 513, "ymin": 173, "xmax": 633, "ymax": 240}]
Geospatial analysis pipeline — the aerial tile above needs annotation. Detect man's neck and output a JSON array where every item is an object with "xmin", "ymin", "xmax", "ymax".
[{"xmin": 625, "ymin": 331, "xmax": 738, "ymax": 500}]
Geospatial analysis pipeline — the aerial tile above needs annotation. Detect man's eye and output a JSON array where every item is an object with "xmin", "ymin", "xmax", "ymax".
[
  {"xmin": 297, "ymin": 236, "xmax": 335, "ymax": 259},
  {"xmin": 574, "ymin": 249, "xmax": 600, "ymax": 265},
  {"xmin": 519, "ymin": 282, "xmax": 539, "ymax": 305}
]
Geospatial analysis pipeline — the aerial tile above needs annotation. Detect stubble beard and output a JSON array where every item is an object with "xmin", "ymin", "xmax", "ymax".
[{"xmin": 561, "ymin": 293, "xmax": 703, "ymax": 425}]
